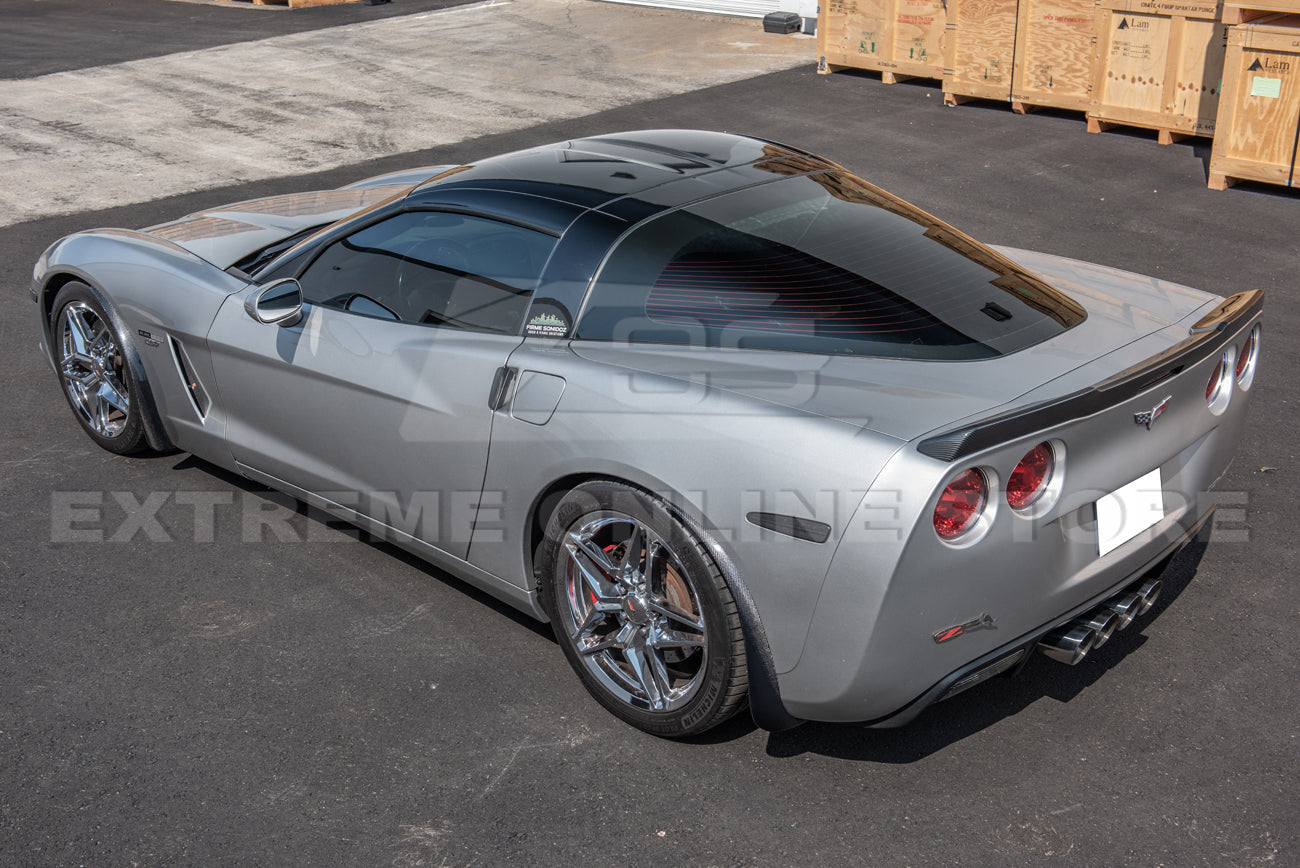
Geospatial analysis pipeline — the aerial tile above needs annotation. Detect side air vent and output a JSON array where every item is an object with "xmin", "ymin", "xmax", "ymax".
[
  {"xmin": 169, "ymin": 337, "xmax": 210, "ymax": 418},
  {"xmin": 745, "ymin": 512, "xmax": 832, "ymax": 544}
]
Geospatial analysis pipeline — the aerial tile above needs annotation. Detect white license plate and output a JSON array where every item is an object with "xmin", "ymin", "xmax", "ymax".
[{"xmin": 1095, "ymin": 468, "xmax": 1165, "ymax": 556}]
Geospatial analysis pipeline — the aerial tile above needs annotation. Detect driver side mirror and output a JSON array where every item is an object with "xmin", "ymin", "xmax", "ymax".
[{"xmin": 245, "ymin": 278, "xmax": 304, "ymax": 327}]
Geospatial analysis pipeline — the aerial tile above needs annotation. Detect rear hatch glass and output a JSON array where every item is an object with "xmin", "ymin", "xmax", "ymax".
[{"xmin": 578, "ymin": 171, "xmax": 1085, "ymax": 360}]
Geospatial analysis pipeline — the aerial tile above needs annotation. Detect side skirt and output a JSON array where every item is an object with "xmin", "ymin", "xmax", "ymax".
[{"xmin": 235, "ymin": 462, "xmax": 548, "ymax": 621}]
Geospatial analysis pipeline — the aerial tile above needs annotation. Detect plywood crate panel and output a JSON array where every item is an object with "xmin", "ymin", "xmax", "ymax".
[
  {"xmin": 1209, "ymin": 16, "xmax": 1300, "ymax": 186},
  {"xmin": 1011, "ymin": 0, "xmax": 1099, "ymax": 112},
  {"xmin": 818, "ymin": 0, "xmax": 947, "ymax": 82},
  {"xmin": 944, "ymin": 0, "xmax": 1021, "ymax": 103},
  {"xmin": 1224, "ymin": 0, "xmax": 1300, "ymax": 24},
  {"xmin": 1090, "ymin": 0, "xmax": 1230, "ymax": 140}
]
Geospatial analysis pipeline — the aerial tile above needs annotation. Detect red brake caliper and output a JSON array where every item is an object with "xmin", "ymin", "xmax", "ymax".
[{"xmin": 594, "ymin": 542, "xmax": 619, "ymax": 606}]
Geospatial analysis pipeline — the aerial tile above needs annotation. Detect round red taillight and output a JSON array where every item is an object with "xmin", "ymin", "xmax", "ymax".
[
  {"xmin": 1007, "ymin": 442, "xmax": 1055, "ymax": 510},
  {"xmin": 1206, "ymin": 358, "xmax": 1224, "ymax": 404},
  {"xmin": 1235, "ymin": 329, "xmax": 1257, "ymax": 384},
  {"xmin": 934, "ymin": 468, "xmax": 988, "ymax": 540}
]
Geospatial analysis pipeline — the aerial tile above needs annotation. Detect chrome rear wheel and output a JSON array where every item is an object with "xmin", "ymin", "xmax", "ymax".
[
  {"xmin": 559, "ymin": 512, "xmax": 709, "ymax": 713},
  {"xmin": 542, "ymin": 481, "xmax": 748, "ymax": 737}
]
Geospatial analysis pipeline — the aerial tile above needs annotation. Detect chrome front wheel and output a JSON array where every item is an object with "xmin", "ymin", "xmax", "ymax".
[
  {"xmin": 50, "ymin": 283, "xmax": 147, "ymax": 454},
  {"xmin": 58, "ymin": 300, "xmax": 130, "ymax": 438}
]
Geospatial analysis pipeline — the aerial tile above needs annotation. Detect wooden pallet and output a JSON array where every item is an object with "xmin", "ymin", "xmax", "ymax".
[
  {"xmin": 1208, "ymin": 15, "xmax": 1300, "ymax": 188},
  {"xmin": 1088, "ymin": 0, "xmax": 1229, "ymax": 141},
  {"xmin": 818, "ymin": 0, "xmax": 947, "ymax": 84},
  {"xmin": 818, "ymin": 63, "xmax": 944, "ymax": 84},
  {"xmin": 1086, "ymin": 117, "xmax": 1204, "ymax": 143}
]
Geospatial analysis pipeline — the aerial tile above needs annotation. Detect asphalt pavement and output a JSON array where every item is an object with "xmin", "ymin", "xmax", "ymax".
[
  {"xmin": 2, "ymin": 1, "xmax": 1298, "ymax": 865},
  {"xmin": 2, "ymin": 0, "xmax": 473, "ymax": 78}
]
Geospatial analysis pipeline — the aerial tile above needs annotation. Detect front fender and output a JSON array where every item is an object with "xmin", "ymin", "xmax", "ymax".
[
  {"xmin": 36, "ymin": 274, "xmax": 174, "ymax": 453},
  {"xmin": 34, "ymin": 229, "xmax": 251, "ymax": 455},
  {"xmin": 35, "ymin": 229, "xmax": 247, "ymax": 328}
]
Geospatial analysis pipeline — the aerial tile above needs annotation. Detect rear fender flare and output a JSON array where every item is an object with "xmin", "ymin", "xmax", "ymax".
[{"xmin": 663, "ymin": 499, "xmax": 804, "ymax": 733}]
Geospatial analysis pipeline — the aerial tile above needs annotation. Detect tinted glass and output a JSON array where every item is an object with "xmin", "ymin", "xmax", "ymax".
[
  {"xmin": 578, "ymin": 172, "xmax": 1084, "ymax": 359},
  {"xmin": 299, "ymin": 211, "xmax": 558, "ymax": 334}
]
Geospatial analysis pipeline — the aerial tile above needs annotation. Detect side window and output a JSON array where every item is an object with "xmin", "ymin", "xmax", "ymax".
[{"xmin": 298, "ymin": 211, "xmax": 558, "ymax": 334}]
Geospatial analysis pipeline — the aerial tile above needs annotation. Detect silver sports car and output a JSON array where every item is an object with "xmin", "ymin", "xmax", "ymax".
[{"xmin": 32, "ymin": 130, "xmax": 1263, "ymax": 737}]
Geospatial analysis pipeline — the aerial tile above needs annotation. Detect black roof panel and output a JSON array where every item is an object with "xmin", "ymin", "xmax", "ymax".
[{"xmin": 405, "ymin": 130, "xmax": 837, "ymax": 217}]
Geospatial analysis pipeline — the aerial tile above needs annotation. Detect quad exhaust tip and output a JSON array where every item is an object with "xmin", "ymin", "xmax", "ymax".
[
  {"xmin": 1037, "ymin": 578, "xmax": 1162, "ymax": 665},
  {"xmin": 1077, "ymin": 609, "xmax": 1120, "ymax": 649},
  {"xmin": 1134, "ymin": 578, "xmax": 1162, "ymax": 615},
  {"xmin": 1038, "ymin": 624, "xmax": 1095, "ymax": 665},
  {"xmin": 1103, "ymin": 592, "xmax": 1143, "ymax": 629}
]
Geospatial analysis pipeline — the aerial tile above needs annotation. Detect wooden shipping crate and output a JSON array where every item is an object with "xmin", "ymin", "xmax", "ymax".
[
  {"xmin": 944, "ymin": 0, "xmax": 1096, "ymax": 111},
  {"xmin": 943, "ymin": 0, "xmax": 1020, "ymax": 103},
  {"xmin": 818, "ymin": 0, "xmax": 947, "ymax": 82},
  {"xmin": 1224, "ymin": 0, "xmax": 1300, "ymax": 24},
  {"xmin": 1089, "ymin": 0, "xmax": 1231, "ymax": 142},
  {"xmin": 1012, "ymin": 0, "xmax": 1099, "ymax": 112},
  {"xmin": 1209, "ymin": 16, "xmax": 1300, "ymax": 187}
]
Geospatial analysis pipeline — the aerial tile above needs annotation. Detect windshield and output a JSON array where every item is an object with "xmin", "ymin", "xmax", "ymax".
[{"xmin": 577, "ymin": 171, "xmax": 1085, "ymax": 360}]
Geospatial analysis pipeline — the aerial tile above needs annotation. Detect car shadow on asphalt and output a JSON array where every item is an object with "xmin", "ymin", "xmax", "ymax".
[
  {"xmin": 167, "ymin": 454, "xmax": 554, "ymax": 641},
  {"xmin": 759, "ymin": 532, "xmax": 1209, "ymax": 761},
  {"xmin": 169, "ymin": 453, "xmax": 1211, "ymax": 758}
]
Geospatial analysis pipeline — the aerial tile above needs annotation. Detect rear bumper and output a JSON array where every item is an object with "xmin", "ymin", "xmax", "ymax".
[{"xmin": 863, "ymin": 505, "xmax": 1213, "ymax": 728}]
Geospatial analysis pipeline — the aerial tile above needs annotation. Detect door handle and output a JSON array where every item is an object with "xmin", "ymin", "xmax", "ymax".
[{"xmin": 487, "ymin": 366, "xmax": 518, "ymax": 411}]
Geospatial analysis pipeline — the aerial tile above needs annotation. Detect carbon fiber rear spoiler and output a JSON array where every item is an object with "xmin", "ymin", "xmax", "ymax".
[{"xmin": 918, "ymin": 290, "xmax": 1265, "ymax": 462}]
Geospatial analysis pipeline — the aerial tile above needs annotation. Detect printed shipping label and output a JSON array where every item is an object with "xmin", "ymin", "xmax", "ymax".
[{"xmin": 1250, "ymin": 76, "xmax": 1282, "ymax": 99}]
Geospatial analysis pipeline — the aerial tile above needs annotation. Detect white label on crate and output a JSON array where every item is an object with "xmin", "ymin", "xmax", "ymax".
[{"xmin": 1250, "ymin": 77, "xmax": 1282, "ymax": 99}]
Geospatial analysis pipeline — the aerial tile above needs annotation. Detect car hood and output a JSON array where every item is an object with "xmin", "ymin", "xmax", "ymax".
[
  {"xmin": 140, "ymin": 186, "xmax": 406, "ymax": 270},
  {"xmin": 571, "ymin": 247, "xmax": 1220, "ymax": 441}
]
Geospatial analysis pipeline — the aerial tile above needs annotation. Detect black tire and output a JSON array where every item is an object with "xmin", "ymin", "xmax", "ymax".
[
  {"xmin": 50, "ymin": 282, "xmax": 150, "ymax": 455},
  {"xmin": 540, "ymin": 480, "xmax": 748, "ymax": 737}
]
